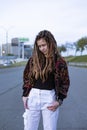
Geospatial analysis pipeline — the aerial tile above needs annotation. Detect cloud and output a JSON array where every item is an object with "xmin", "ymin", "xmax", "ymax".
[{"xmin": 0, "ymin": 0, "xmax": 87, "ymax": 44}]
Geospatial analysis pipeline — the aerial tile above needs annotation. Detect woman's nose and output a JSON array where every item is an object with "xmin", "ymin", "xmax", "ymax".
[{"xmin": 41, "ymin": 46, "xmax": 44, "ymax": 50}]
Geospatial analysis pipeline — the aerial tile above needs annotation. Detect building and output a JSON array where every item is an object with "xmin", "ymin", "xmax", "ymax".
[
  {"xmin": 1, "ymin": 43, "xmax": 11, "ymax": 56},
  {"xmin": 11, "ymin": 37, "xmax": 32, "ymax": 58}
]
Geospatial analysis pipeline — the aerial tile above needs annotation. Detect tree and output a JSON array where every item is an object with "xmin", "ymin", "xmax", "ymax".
[
  {"xmin": 77, "ymin": 37, "xmax": 87, "ymax": 55},
  {"xmin": 73, "ymin": 42, "xmax": 79, "ymax": 55},
  {"xmin": 58, "ymin": 45, "xmax": 67, "ymax": 54}
]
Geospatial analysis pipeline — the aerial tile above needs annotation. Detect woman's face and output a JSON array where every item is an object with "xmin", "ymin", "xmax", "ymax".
[{"xmin": 37, "ymin": 38, "xmax": 48, "ymax": 56}]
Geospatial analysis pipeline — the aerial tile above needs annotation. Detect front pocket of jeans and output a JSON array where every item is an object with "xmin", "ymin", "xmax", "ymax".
[{"xmin": 28, "ymin": 94, "xmax": 39, "ymax": 108}]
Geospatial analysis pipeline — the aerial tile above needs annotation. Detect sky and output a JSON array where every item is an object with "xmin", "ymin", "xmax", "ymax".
[{"xmin": 0, "ymin": 0, "xmax": 87, "ymax": 46}]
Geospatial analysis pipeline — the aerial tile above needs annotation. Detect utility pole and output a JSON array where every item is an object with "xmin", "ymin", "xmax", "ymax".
[{"xmin": 0, "ymin": 26, "xmax": 14, "ymax": 55}]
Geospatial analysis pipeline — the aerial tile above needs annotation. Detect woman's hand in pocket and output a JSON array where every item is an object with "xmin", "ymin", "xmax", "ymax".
[{"xmin": 47, "ymin": 101, "xmax": 60, "ymax": 111}]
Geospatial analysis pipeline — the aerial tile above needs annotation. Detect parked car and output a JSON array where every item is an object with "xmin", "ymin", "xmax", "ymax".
[{"xmin": 3, "ymin": 61, "xmax": 12, "ymax": 66}]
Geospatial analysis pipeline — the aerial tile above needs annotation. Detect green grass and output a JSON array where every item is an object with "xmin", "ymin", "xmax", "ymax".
[
  {"xmin": 0, "ymin": 61, "xmax": 27, "ymax": 69},
  {"xmin": 65, "ymin": 55, "xmax": 87, "ymax": 62},
  {"xmin": 12, "ymin": 61, "xmax": 27, "ymax": 66}
]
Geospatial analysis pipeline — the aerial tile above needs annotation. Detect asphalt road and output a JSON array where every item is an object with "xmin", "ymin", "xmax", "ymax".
[{"xmin": 0, "ymin": 66, "xmax": 87, "ymax": 130}]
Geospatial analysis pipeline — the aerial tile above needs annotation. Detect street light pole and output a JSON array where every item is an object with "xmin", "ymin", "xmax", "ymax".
[
  {"xmin": 0, "ymin": 26, "xmax": 14, "ymax": 55},
  {"xmin": 6, "ymin": 30, "xmax": 8, "ymax": 54}
]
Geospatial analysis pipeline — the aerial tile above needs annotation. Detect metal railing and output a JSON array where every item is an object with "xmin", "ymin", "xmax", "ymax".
[{"xmin": 68, "ymin": 62, "xmax": 87, "ymax": 67}]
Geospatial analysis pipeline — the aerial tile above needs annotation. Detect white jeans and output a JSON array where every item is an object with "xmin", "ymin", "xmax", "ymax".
[{"xmin": 23, "ymin": 88, "xmax": 59, "ymax": 130}]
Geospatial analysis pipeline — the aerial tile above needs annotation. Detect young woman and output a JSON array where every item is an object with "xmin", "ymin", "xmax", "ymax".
[{"xmin": 22, "ymin": 30, "xmax": 70, "ymax": 130}]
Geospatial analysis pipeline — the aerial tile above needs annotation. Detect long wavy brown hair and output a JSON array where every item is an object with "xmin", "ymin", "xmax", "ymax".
[{"xmin": 32, "ymin": 30, "xmax": 61, "ymax": 82}]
